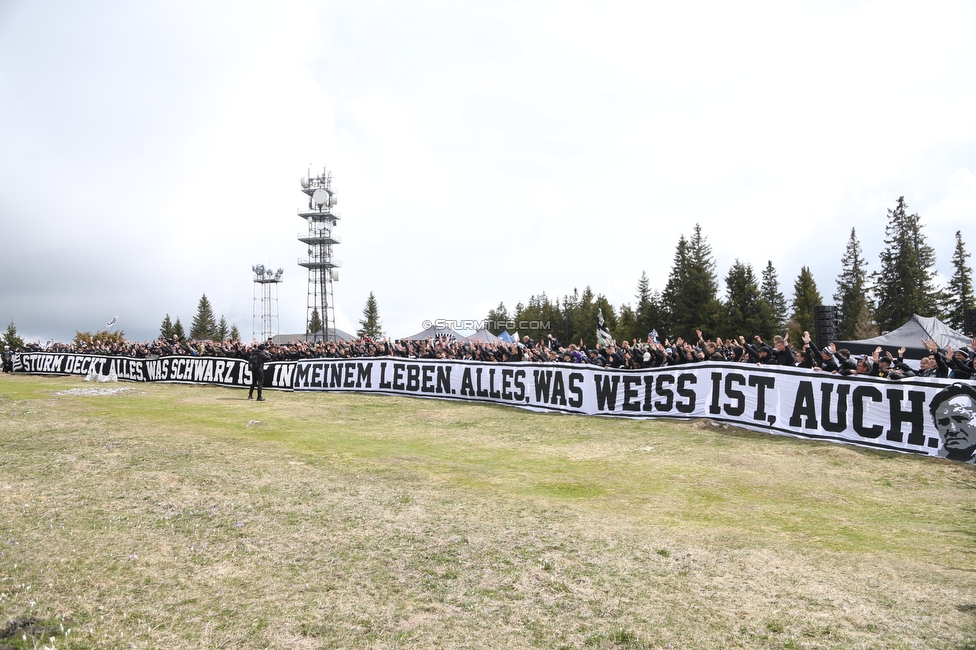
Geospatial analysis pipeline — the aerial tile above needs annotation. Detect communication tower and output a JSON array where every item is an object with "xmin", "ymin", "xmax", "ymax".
[
  {"xmin": 298, "ymin": 166, "xmax": 341, "ymax": 342},
  {"xmin": 252, "ymin": 264, "xmax": 284, "ymax": 342}
]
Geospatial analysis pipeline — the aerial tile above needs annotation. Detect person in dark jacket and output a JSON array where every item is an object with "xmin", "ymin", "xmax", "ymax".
[
  {"xmin": 793, "ymin": 331, "xmax": 818, "ymax": 369},
  {"xmin": 603, "ymin": 344, "xmax": 626, "ymax": 368},
  {"xmin": 770, "ymin": 334, "xmax": 795, "ymax": 365},
  {"xmin": 704, "ymin": 341, "xmax": 725, "ymax": 361},
  {"xmin": 805, "ymin": 333, "xmax": 840, "ymax": 373},
  {"xmin": 948, "ymin": 346, "xmax": 974, "ymax": 380},
  {"xmin": 868, "ymin": 347, "xmax": 916, "ymax": 379},
  {"xmin": 919, "ymin": 339, "xmax": 950, "ymax": 378},
  {"xmin": 248, "ymin": 344, "xmax": 272, "ymax": 401},
  {"xmin": 744, "ymin": 337, "xmax": 775, "ymax": 365},
  {"xmin": 793, "ymin": 347, "xmax": 814, "ymax": 369},
  {"xmin": 2, "ymin": 345, "xmax": 13, "ymax": 373},
  {"xmin": 828, "ymin": 347, "xmax": 858, "ymax": 376}
]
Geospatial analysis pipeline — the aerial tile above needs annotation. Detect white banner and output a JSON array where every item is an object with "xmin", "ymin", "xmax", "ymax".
[
  {"xmin": 12, "ymin": 352, "xmax": 294, "ymax": 390},
  {"xmin": 294, "ymin": 358, "xmax": 975, "ymax": 462},
  {"xmin": 13, "ymin": 352, "xmax": 976, "ymax": 463}
]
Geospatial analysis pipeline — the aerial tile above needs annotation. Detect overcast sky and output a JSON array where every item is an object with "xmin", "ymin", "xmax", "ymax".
[{"xmin": 2, "ymin": 1, "xmax": 975, "ymax": 344}]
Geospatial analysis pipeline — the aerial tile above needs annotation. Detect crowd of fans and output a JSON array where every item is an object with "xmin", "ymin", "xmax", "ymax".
[{"xmin": 7, "ymin": 329, "xmax": 976, "ymax": 381}]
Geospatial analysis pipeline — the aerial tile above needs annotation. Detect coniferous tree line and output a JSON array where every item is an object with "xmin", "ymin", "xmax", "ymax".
[
  {"xmin": 159, "ymin": 293, "xmax": 239, "ymax": 342},
  {"xmin": 305, "ymin": 292, "xmax": 385, "ymax": 339},
  {"xmin": 487, "ymin": 197, "xmax": 976, "ymax": 346},
  {"xmin": 307, "ymin": 309, "xmax": 323, "ymax": 336},
  {"xmin": 357, "ymin": 291, "xmax": 384, "ymax": 339},
  {"xmin": 3, "ymin": 319, "xmax": 24, "ymax": 350},
  {"xmin": 2, "ymin": 198, "xmax": 970, "ymax": 349}
]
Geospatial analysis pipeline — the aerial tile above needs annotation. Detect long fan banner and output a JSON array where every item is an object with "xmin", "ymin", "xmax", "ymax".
[
  {"xmin": 12, "ymin": 352, "xmax": 295, "ymax": 390},
  {"xmin": 12, "ymin": 352, "xmax": 973, "ymax": 462}
]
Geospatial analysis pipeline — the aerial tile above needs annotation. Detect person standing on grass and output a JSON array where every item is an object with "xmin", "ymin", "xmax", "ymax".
[
  {"xmin": 248, "ymin": 344, "xmax": 271, "ymax": 401},
  {"xmin": 2, "ymin": 345, "xmax": 12, "ymax": 373}
]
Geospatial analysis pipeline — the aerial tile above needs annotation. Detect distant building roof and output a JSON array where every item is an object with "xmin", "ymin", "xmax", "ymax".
[
  {"xmin": 400, "ymin": 325, "xmax": 463, "ymax": 341},
  {"xmin": 272, "ymin": 329, "xmax": 352, "ymax": 344}
]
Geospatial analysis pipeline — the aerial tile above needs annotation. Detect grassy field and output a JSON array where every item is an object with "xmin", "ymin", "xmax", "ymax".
[{"xmin": 1, "ymin": 373, "xmax": 975, "ymax": 649}]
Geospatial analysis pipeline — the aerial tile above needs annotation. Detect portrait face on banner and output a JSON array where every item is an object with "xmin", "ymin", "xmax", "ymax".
[{"xmin": 930, "ymin": 384, "xmax": 976, "ymax": 463}]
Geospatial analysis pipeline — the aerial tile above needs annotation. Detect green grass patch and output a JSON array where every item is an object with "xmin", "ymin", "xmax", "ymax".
[{"xmin": 1, "ymin": 374, "xmax": 975, "ymax": 648}]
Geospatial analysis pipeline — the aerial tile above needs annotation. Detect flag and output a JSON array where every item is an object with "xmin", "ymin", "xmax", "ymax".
[
  {"xmin": 106, "ymin": 316, "xmax": 118, "ymax": 329},
  {"xmin": 597, "ymin": 308, "xmax": 613, "ymax": 347}
]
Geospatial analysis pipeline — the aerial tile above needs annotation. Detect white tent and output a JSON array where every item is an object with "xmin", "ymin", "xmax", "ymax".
[
  {"xmin": 463, "ymin": 329, "xmax": 502, "ymax": 343},
  {"xmin": 833, "ymin": 314, "xmax": 970, "ymax": 360},
  {"xmin": 400, "ymin": 325, "xmax": 464, "ymax": 341}
]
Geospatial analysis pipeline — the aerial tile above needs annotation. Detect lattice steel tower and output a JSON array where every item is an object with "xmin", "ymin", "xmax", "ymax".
[
  {"xmin": 251, "ymin": 264, "xmax": 284, "ymax": 342},
  {"xmin": 298, "ymin": 167, "xmax": 341, "ymax": 342}
]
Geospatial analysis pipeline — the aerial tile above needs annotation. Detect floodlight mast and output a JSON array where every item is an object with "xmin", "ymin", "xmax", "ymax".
[
  {"xmin": 298, "ymin": 166, "xmax": 341, "ymax": 342},
  {"xmin": 252, "ymin": 264, "xmax": 284, "ymax": 342}
]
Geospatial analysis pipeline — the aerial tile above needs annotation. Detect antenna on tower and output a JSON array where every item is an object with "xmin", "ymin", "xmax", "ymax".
[
  {"xmin": 252, "ymin": 263, "xmax": 283, "ymax": 341},
  {"xmin": 297, "ymin": 163, "xmax": 342, "ymax": 342},
  {"xmin": 312, "ymin": 189, "xmax": 329, "ymax": 208}
]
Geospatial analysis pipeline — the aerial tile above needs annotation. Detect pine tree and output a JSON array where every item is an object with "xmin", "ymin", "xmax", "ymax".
[
  {"xmin": 634, "ymin": 271, "xmax": 664, "ymax": 342},
  {"xmin": 229, "ymin": 324, "xmax": 241, "ymax": 342},
  {"xmin": 538, "ymin": 295, "xmax": 564, "ymax": 344},
  {"xmin": 687, "ymin": 224, "xmax": 723, "ymax": 336},
  {"xmin": 561, "ymin": 288, "xmax": 583, "ymax": 344},
  {"xmin": 3, "ymin": 319, "xmax": 24, "ymax": 350},
  {"xmin": 724, "ymin": 259, "xmax": 764, "ymax": 338},
  {"xmin": 834, "ymin": 227, "xmax": 873, "ymax": 340},
  {"xmin": 159, "ymin": 314, "xmax": 174, "ymax": 340},
  {"xmin": 562, "ymin": 287, "xmax": 597, "ymax": 346},
  {"xmin": 759, "ymin": 260, "xmax": 788, "ymax": 335},
  {"xmin": 190, "ymin": 293, "xmax": 217, "ymax": 340},
  {"xmin": 851, "ymin": 303, "xmax": 879, "ymax": 340},
  {"xmin": 74, "ymin": 329, "xmax": 125, "ymax": 348},
  {"xmin": 357, "ymin": 292, "xmax": 384, "ymax": 339},
  {"xmin": 173, "ymin": 317, "xmax": 185, "ymax": 341},
  {"xmin": 790, "ymin": 266, "xmax": 824, "ymax": 343},
  {"xmin": 513, "ymin": 296, "xmax": 536, "ymax": 340},
  {"xmin": 216, "ymin": 315, "xmax": 229, "ymax": 342},
  {"xmin": 661, "ymin": 224, "xmax": 722, "ymax": 339},
  {"xmin": 661, "ymin": 236, "xmax": 688, "ymax": 338},
  {"xmin": 873, "ymin": 197, "xmax": 941, "ymax": 331},
  {"xmin": 945, "ymin": 230, "xmax": 975, "ymax": 332},
  {"xmin": 485, "ymin": 302, "xmax": 510, "ymax": 334},
  {"xmin": 307, "ymin": 309, "xmax": 323, "ymax": 335},
  {"xmin": 579, "ymin": 288, "xmax": 602, "ymax": 345},
  {"xmin": 616, "ymin": 303, "xmax": 638, "ymax": 343},
  {"xmin": 514, "ymin": 292, "xmax": 564, "ymax": 344},
  {"xmin": 635, "ymin": 271, "xmax": 652, "ymax": 324}
]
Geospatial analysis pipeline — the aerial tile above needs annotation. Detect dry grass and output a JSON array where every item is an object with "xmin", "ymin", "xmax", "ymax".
[{"xmin": 1, "ymin": 373, "xmax": 975, "ymax": 649}]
